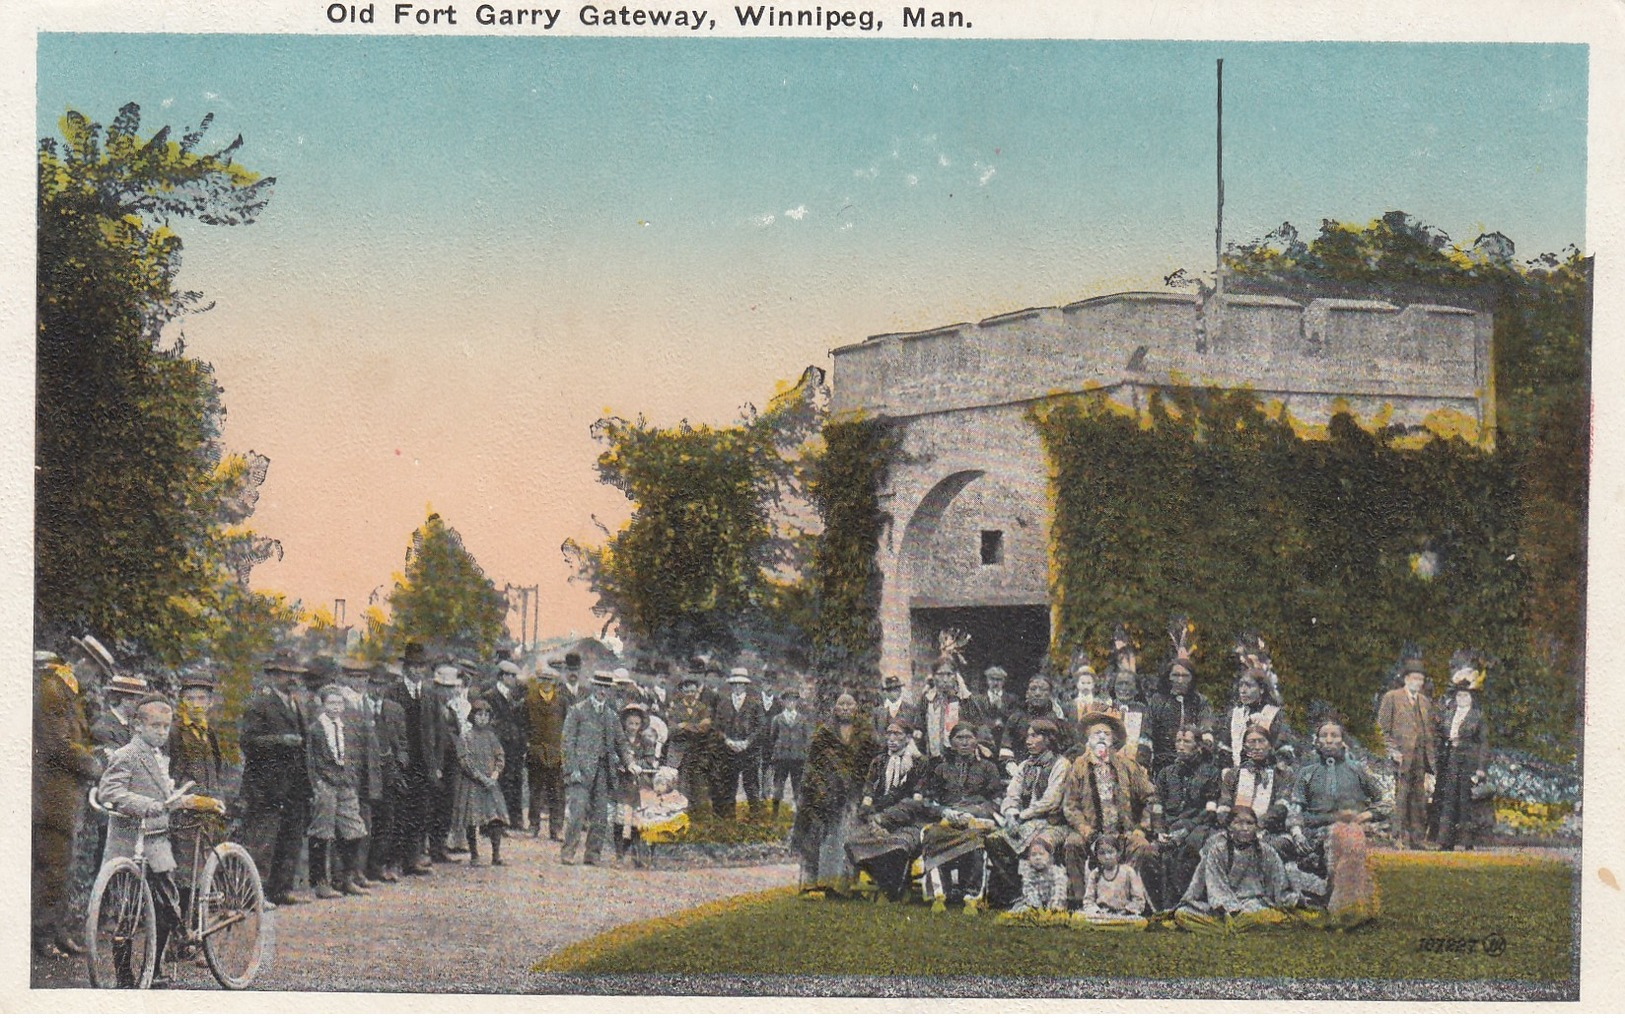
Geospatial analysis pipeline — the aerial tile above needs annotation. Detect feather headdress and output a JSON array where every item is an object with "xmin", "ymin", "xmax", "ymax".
[
  {"xmin": 1232, "ymin": 629, "xmax": 1271, "ymax": 671},
  {"xmin": 1110, "ymin": 623, "xmax": 1138, "ymax": 675},
  {"xmin": 936, "ymin": 628, "xmax": 971, "ymax": 670},
  {"xmin": 1232, "ymin": 628, "xmax": 1282, "ymax": 702},
  {"xmin": 1166, "ymin": 614, "xmax": 1196, "ymax": 673}
]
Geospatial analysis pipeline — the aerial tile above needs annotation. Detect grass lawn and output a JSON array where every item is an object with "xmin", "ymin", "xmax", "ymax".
[{"xmin": 540, "ymin": 852, "xmax": 1574, "ymax": 984}]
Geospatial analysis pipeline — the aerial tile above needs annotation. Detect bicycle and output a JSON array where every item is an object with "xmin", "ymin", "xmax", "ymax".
[{"xmin": 84, "ymin": 784, "xmax": 272, "ymax": 989}]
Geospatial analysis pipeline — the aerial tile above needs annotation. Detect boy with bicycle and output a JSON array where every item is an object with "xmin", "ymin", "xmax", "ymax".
[{"xmin": 97, "ymin": 696, "xmax": 223, "ymax": 987}]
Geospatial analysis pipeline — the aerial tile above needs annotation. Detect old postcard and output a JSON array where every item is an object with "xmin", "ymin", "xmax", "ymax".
[{"xmin": 3, "ymin": 0, "xmax": 1620, "ymax": 1007}]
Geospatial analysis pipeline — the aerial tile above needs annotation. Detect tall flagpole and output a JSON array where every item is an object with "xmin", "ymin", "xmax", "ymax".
[{"xmin": 1215, "ymin": 57, "xmax": 1225, "ymax": 299}]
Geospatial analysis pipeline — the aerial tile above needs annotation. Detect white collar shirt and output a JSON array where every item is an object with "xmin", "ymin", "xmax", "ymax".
[{"xmin": 320, "ymin": 713, "xmax": 346, "ymax": 764}]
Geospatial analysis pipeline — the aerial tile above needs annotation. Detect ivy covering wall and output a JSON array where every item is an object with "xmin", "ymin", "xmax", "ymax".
[
  {"xmin": 806, "ymin": 415, "xmax": 898, "ymax": 708},
  {"xmin": 1033, "ymin": 387, "xmax": 1572, "ymax": 759}
]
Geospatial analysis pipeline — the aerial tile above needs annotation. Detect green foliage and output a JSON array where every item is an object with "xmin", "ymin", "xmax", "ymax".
[
  {"xmin": 386, "ymin": 511, "xmax": 509, "ymax": 655},
  {"xmin": 36, "ymin": 102, "xmax": 285, "ymax": 675},
  {"xmin": 547, "ymin": 856, "xmax": 1574, "ymax": 985},
  {"xmin": 567, "ymin": 368, "xmax": 827, "ymax": 659},
  {"xmin": 204, "ymin": 584, "xmax": 302, "ymax": 763},
  {"xmin": 1035, "ymin": 387, "xmax": 1566, "ymax": 755},
  {"xmin": 805, "ymin": 415, "xmax": 899, "ymax": 692},
  {"xmin": 1217, "ymin": 212, "xmax": 1588, "ymax": 756}
]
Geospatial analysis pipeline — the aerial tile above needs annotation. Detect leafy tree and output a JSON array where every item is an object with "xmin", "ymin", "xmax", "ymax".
[
  {"xmin": 36, "ymin": 102, "xmax": 278, "ymax": 664},
  {"xmin": 566, "ymin": 368, "xmax": 827, "ymax": 659},
  {"xmin": 386, "ymin": 511, "xmax": 509, "ymax": 654}
]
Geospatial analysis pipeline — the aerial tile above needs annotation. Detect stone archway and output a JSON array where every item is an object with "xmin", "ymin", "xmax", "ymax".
[{"xmin": 879, "ymin": 465, "xmax": 1050, "ymax": 688}]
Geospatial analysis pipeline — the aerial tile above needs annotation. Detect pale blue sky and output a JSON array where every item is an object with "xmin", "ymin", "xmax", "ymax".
[{"xmin": 35, "ymin": 36, "xmax": 1588, "ymax": 634}]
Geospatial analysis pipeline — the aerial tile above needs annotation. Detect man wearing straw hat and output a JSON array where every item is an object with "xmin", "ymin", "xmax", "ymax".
[
  {"xmin": 712, "ymin": 666, "xmax": 767, "ymax": 819},
  {"xmin": 32, "ymin": 643, "xmax": 105, "ymax": 959}
]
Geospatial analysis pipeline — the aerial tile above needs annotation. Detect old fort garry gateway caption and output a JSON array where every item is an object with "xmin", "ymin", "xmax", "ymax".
[{"xmin": 326, "ymin": 3, "xmax": 972, "ymax": 30}]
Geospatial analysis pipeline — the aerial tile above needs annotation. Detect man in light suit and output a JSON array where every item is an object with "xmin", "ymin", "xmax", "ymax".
[
  {"xmin": 98, "ymin": 698, "xmax": 222, "ymax": 986},
  {"xmin": 336, "ymin": 660, "xmax": 383, "ymax": 888},
  {"xmin": 1376, "ymin": 657, "xmax": 1436, "ymax": 849},
  {"xmin": 559, "ymin": 672, "xmax": 626, "ymax": 866}
]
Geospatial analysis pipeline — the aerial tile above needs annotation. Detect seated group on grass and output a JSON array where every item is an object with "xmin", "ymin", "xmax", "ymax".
[{"xmin": 793, "ymin": 628, "xmax": 1440, "ymax": 933}]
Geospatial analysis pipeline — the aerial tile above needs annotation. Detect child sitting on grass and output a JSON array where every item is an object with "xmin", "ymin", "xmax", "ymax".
[
  {"xmin": 994, "ymin": 832, "xmax": 1069, "ymax": 925},
  {"xmin": 1073, "ymin": 834, "xmax": 1149, "ymax": 929},
  {"xmin": 635, "ymin": 766, "xmax": 690, "ymax": 839}
]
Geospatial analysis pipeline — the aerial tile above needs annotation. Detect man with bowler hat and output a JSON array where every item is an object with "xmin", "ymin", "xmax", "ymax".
[
  {"xmin": 238, "ymin": 650, "xmax": 314, "ymax": 906},
  {"xmin": 386, "ymin": 641, "xmax": 445, "ymax": 875},
  {"xmin": 487, "ymin": 659, "xmax": 530, "ymax": 833}
]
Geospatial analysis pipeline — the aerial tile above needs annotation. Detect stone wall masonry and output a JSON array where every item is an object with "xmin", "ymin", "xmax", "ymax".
[
  {"xmin": 837, "ymin": 287, "xmax": 1495, "ymax": 682},
  {"xmin": 831, "ymin": 290, "xmax": 1491, "ymax": 434},
  {"xmin": 876, "ymin": 403, "xmax": 1051, "ymax": 681}
]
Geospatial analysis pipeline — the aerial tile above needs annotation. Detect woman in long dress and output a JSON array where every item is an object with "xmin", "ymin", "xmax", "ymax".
[
  {"xmin": 791, "ymin": 692, "xmax": 879, "ymax": 894},
  {"xmin": 1432, "ymin": 672, "xmax": 1490, "ymax": 851}
]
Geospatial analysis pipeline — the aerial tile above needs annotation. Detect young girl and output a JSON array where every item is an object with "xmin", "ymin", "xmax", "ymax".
[
  {"xmin": 453, "ymin": 699, "xmax": 508, "ymax": 865},
  {"xmin": 616, "ymin": 704, "xmax": 661, "ymax": 865},
  {"xmin": 1074, "ymin": 834, "xmax": 1150, "ymax": 929}
]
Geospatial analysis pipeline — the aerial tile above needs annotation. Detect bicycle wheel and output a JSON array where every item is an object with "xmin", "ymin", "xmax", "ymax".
[
  {"xmin": 198, "ymin": 841, "xmax": 269, "ymax": 989},
  {"xmin": 84, "ymin": 858, "xmax": 157, "ymax": 989}
]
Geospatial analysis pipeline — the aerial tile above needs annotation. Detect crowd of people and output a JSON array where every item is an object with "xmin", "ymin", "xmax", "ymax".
[
  {"xmin": 791, "ymin": 626, "xmax": 1495, "ymax": 933},
  {"xmin": 31, "ymin": 620, "xmax": 1495, "ymax": 970},
  {"xmin": 30, "ymin": 634, "xmax": 812, "ymax": 968}
]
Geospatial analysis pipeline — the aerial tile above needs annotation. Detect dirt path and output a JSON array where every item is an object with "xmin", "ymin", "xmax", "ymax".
[{"xmin": 32, "ymin": 832, "xmax": 797, "ymax": 994}]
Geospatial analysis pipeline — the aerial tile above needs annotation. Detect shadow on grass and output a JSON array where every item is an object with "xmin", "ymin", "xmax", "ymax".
[{"xmin": 542, "ymin": 854, "xmax": 1574, "ymax": 984}]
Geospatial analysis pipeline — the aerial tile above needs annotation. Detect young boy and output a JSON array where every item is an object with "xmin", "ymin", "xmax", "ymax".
[
  {"xmin": 766, "ymin": 688, "xmax": 810, "ymax": 819},
  {"xmin": 97, "ymin": 697, "xmax": 223, "ymax": 986},
  {"xmin": 307, "ymin": 684, "xmax": 369, "ymax": 898}
]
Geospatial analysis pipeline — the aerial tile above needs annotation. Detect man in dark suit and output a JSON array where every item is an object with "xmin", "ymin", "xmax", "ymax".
[
  {"xmin": 712, "ymin": 667, "xmax": 767, "ymax": 819},
  {"xmin": 560, "ymin": 672, "xmax": 626, "ymax": 865},
  {"xmin": 973, "ymin": 666, "xmax": 1019, "ymax": 761},
  {"xmin": 525, "ymin": 664, "xmax": 569, "ymax": 839},
  {"xmin": 755, "ymin": 671, "xmax": 786, "ymax": 804},
  {"xmin": 386, "ymin": 641, "xmax": 446, "ymax": 875},
  {"xmin": 558, "ymin": 652, "xmax": 589, "ymax": 704},
  {"xmin": 486, "ymin": 659, "xmax": 529, "ymax": 832},
  {"xmin": 365, "ymin": 665, "xmax": 411, "ymax": 881},
  {"xmin": 237, "ymin": 651, "xmax": 313, "ymax": 906},
  {"xmin": 870, "ymin": 674, "xmax": 915, "ymax": 742}
]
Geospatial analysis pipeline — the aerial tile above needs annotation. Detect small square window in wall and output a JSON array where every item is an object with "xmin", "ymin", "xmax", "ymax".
[{"xmin": 980, "ymin": 529, "xmax": 1004, "ymax": 566}]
